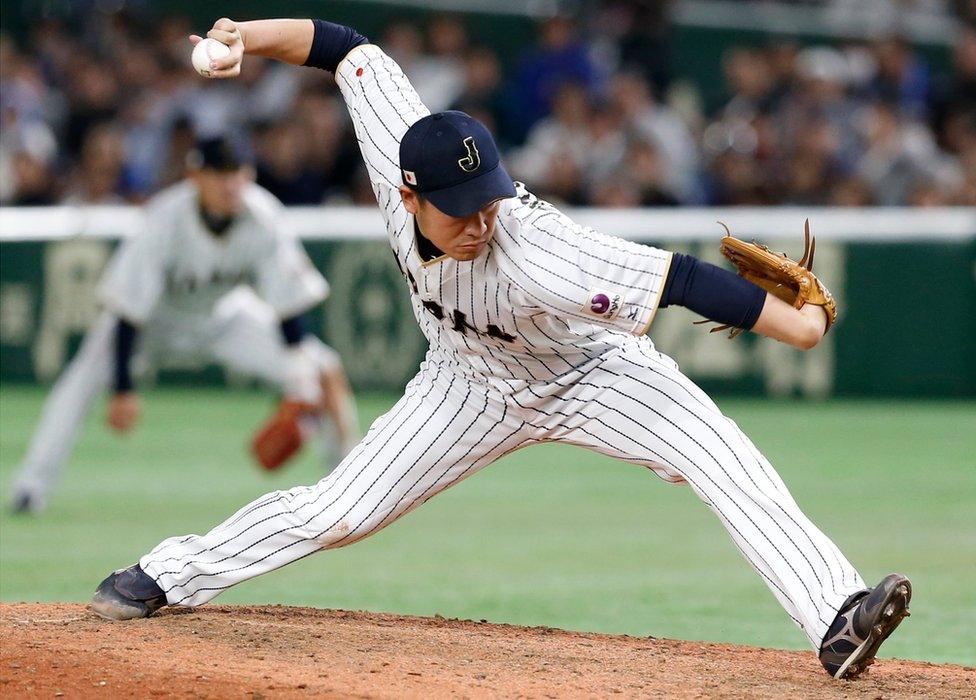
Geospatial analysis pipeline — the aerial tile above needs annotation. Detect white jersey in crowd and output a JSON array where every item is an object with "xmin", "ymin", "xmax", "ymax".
[{"xmin": 99, "ymin": 180, "xmax": 327, "ymax": 324}]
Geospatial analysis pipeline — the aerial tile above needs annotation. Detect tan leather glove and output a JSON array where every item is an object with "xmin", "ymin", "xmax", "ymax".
[{"xmin": 702, "ymin": 219, "xmax": 838, "ymax": 338}]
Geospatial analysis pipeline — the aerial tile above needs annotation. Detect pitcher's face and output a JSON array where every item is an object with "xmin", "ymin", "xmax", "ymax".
[{"xmin": 401, "ymin": 187, "xmax": 502, "ymax": 261}]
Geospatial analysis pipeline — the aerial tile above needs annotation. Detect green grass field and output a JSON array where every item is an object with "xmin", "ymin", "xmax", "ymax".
[{"xmin": 0, "ymin": 385, "xmax": 973, "ymax": 666}]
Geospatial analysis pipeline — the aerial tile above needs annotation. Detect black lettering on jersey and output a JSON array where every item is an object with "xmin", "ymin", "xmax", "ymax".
[
  {"xmin": 487, "ymin": 324, "xmax": 517, "ymax": 343},
  {"xmin": 516, "ymin": 185, "xmax": 553, "ymax": 213},
  {"xmin": 165, "ymin": 268, "xmax": 257, "ymax": 296},
  {"xmin": 420, "ymin": 301, "xmax": 515, "ymax": 344},
  {"xmin": 405, "ymin": 267, "xmax": 420, "ymax": 295},
  {"xmin": 451, "ymin": 309, "xmax": 473, "ymax": 334},
  {"xmin": 422, "ymin": 299, "xmax": 445, "ymax": 320}
]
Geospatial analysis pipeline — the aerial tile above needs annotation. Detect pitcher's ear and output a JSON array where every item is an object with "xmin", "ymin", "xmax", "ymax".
[{"xmin": 400, "ymin": 187, "xmax": 421, "ymax": 215}]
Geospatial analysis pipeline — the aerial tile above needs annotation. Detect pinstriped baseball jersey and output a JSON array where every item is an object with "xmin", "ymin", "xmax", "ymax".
[
  {"xmin": 99, "ymin": 181, "xmax": 327, "ymax": 324},
  {"xmin": 336, "ymin": 45, "xmax": 672, "ymax": 388},
  {"xmin": 133, "ymin": 37, "xmax": 868, "ymax": 655}
]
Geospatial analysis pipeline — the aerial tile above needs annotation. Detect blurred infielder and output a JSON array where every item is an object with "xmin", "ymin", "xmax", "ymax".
[
  {"xmin": 92, "ymin": 19, "xmax": 910, "ymax": 679},
  {"xmin": 11, "ymin": 138, "xmax": 358, "ymax": 514}
]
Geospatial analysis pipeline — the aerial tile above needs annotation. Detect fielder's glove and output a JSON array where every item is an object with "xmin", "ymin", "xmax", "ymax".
[
  {"xmin": 251, "ymin": 400, "xmax": 320, "ymax": 471},
  {"xmin": 701, "ymin": 219, "xmax": 838, "ymax": 338}
]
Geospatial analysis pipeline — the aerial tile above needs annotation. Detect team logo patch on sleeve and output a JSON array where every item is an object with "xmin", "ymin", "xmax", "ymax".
[{"xmin": 582, "ymin": 289, "xmax": 622, "ymax": 320}]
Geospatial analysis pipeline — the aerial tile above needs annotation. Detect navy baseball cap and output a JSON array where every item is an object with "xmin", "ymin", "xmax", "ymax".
[{"xmin": 399, "ymin": 111, "xmax": 516, "ymax": 217}]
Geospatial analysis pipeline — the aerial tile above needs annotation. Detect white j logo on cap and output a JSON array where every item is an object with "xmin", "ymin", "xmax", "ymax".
[{"xmin": 458, "ymin": 137, "xmax": 481, "ymax": 173}]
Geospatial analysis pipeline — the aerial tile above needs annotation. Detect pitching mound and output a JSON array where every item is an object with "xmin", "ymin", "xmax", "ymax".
[{"xmin": 1, "ymin": 603, "xmax": 971, "ymax": 698}]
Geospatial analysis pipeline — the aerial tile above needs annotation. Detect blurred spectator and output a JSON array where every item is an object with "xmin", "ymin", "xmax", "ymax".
[
  {"xmin": 511, "ymin": 83, "xmax": 591, "ymax": 203},
  {"xmin": 783, "ymin": 116, "xmax": 846, "ymax": 205},
  {"xmin": 931, "ymin": 28, "xmax": 976, "ymax": 146},
  {"xmin": 928, "ymin": 107, "xmax": 976, "ymax": 205},
  {"xmin": 955, "ymin": 0, "xmax": 976, "ymax": 25},
  {"xmin": 720, "ymin": 48, "xmax": 777, "ymax": 120},
  {"xmin": 612, "ymin": 1, "xmax": 673, "ymax": 98},
  {"xmin": 625, "ymin": 141, "xmax": 680, "ymax": 206},
  {"xmin": 1, "ymin": 6, "xmax": 974, "ymax": 210},
  {"xmin": 384, "ymin": 18, "xmax": 467, "ymax": 113},
  {"xmin": 4, "ymin": 120, "xmax": 58, "ymax": 205},
  {"xmin": 509, "ymin": 16, "xmax": 599, "ymax": 142},
  {"xmin": 255, "ymin": 119, "xmax": 328, "ymax": 205},
  {"xmin": 244, "ymin": 60, "xmax": 304, "ymax": 125},
  {"xmin": 591, "ymin": 179, "xmax": 643, "ymax": 207},
  {"xmin": 765, "ymin": 39, "xmax": 801, "ymax": 111},
  {"xmin": 829, "ymin": 177, "xmax": 877, "ymax": 206},
  {"xmin": 589, "ymin": 1, "xmax": 674, "ymax": 98},
  {"xmin": 609, "ymin": 71, "xmax": 700, "ymax": 202},
  {"xmin": 63, "ymin": 58, "xmax": 120, "ymax": 158},
  {"xmin": 158, "ymin": 116, "xmax": 197, "ymax": 189},
  {"xmin": 293, "ymin": 91, "xmax": 362, "ymax": 200},
  {"xmin": 708, "ymin": 150, "xmax": 771, "ymax": 206},
  {"xmin": 451, "ymin": 46, "xmax": 509, "ymax": 143},
  {"xmin": 867, "ymin": 36, "xmax": 930, "ymax": 118},
  {"xmin": 786, "ymin": 46, "xmax": 860, "ymax": 157},
  {"xmin": 908, "ymin": 179, "xmax": 949, "ymax": 206},
  {"xmin": 586, "ymin": 101, "xmax": 629, "ymax": 187},
  {"xmin": 62, "ymin": 123, "xmax": 126, "ymax": 204},
  {"xmin": 855, "ymin": 101, "xmax": 948, "ymax": 205},
  {"xmin": 0, "ymin": 34, "xmax": 56, "ymax": 129},
  {"xmin": 419, "ymin": 15, "xmax": 469, "ymax": 112}
]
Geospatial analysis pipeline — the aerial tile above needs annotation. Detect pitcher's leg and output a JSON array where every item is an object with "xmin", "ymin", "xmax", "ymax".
[
  {"xmin": 530, "ymin": 343, "xmax": 864, "ymax": 647},
  {"xmin": 139, "ymin": 367, "xmax": 526, "ymax": 607},
  {"xmin": 10, "ymin": 314, "xmax": 114, "ymax": 510}
]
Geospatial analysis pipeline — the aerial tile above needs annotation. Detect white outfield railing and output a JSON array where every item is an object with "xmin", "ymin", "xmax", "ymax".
[{"xmin": 0, "ymin": 205, "xmax": 974, "ymax": 243}]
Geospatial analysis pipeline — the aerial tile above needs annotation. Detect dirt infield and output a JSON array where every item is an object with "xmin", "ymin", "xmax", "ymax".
[{"xmin": 1, "ymin": 603, "xmax": 971, "ymax": 698}]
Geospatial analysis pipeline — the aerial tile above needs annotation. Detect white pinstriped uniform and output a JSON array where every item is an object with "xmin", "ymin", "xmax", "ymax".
[
  {"xmin": 140, "ymin": 44, "xmax": 865, "ymax": 647},
  {"xmin": 11, "ymin": 182, "xmax": 336, "ymax": 504}
]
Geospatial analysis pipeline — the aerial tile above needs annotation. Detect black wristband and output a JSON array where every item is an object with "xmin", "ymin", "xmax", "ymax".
[
  {"xmin": 304, "ymin": 19, "xmax": 368, "ymax": 72},
  {"xmin": 280, "ymin": 314, "xmax": 308, "ymax": 346},
  {"xmin": 660, "ymin": 252, "xmax": 766, "ymax": 331},
  {"xmin": 113, "ymin": 318, "xmax": 138, "ymax": 393}
]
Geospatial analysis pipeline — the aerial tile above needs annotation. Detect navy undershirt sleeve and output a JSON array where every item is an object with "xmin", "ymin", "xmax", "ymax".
[
  {"xmin": 280, "ymin": 314, "xmax": 308, "ymax": 346},
  {"xmin": 113, "ymin": 318, "xmax": 138, "ymax": 394},
  {"xmin": 660, "ymin": 252, "xmax": 766, "ymax": 331},
  {"xmin": 303, "ymin": 19, "xmax": 368, "ymax": 72}
]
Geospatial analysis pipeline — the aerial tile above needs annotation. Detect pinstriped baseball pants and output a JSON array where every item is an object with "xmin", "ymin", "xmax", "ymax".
[{"xmin": 140, "ymin": 336, "xmax": 864, "ymax": 648}]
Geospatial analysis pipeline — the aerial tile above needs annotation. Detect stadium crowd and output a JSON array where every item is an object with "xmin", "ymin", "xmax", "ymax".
[{"xmin": 2, "ymin": 3, "xmax": 975, "ymax": 208}]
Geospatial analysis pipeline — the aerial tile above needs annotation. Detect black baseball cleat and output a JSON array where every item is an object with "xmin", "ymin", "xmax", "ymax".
[
  {"xmin": 9, "ymin": 491, "xmax": 44, "ymax": 515},
  {"xmin": 10, "ymin": 492, "xmax": 36, "ymax": 515},
  {"xmin": 819, "ymin": 573, "xmax": 912, "ymax": 679},
  {"xmin": 90, "ymin": 564, "xmax": 168, "ymax": 621}
]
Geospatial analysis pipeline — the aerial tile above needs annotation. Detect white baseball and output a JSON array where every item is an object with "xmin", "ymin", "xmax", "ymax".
[{"xmin": 191, "ymin": 38, "xmax": 232, "ymax": 77}]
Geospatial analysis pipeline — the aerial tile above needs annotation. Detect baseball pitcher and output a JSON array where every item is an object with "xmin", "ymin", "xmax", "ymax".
[
  {"xmin": 10, "ymin": 137, "xmax": 359, "ymax": 514},
  {"xmin": 91, "ymin": 19, "xmax": 910, "ymax": 679}
]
